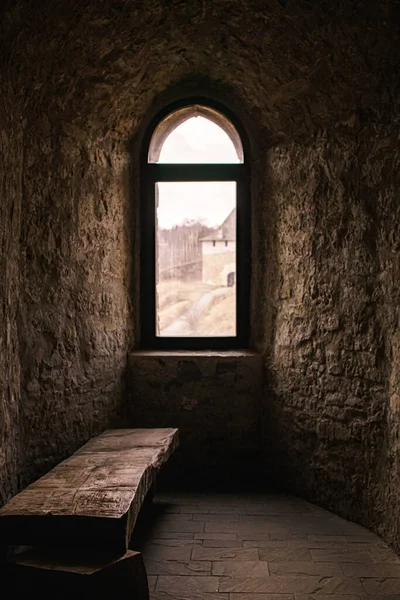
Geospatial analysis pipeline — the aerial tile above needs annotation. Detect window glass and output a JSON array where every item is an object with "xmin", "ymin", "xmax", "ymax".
[
  {"xmin": 157, "ymin": 116, "xmax": 240, "ymax": 163},
  {"xmin": 156, "ymin": 181, "xmax": 236, "ymax": 337},
  {"xmin": 142, "ymin": 103, "xmax": 248, "ymax": 349},
  {"xmin": 148, "ymin": 107, "xmax": 244, "ymax": 164}
]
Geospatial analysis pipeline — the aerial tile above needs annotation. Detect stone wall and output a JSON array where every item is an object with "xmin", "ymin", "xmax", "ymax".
[
  {"xmin": 0, "ymin": 83, "xmax": 132, "ymax": 501},
  {"xmin": 17, "ymin": 125, "xmax": 132, "ymax": 485},
  {"xmin": 202, "ymin": 249, "xmax": 236, "ymax": 287},
  {"xmin": 0, "ymin": 92, "xmax": 23, "ymax": 508},
  {"xmin": 127, "ymin": 351, "xmax": 263, "ymax": 488},
  {"xmin": 258, "ymin": 125, "xmax": 400, "ymax": 552}
]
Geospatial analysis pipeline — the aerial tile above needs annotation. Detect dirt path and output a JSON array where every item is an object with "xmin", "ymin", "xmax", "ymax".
[{"xmin": 161, "ymin": 287, "xmax": 230, "ymax": 336}]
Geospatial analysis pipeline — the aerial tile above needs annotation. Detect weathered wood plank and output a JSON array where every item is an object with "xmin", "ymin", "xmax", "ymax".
[{"xmin": 0, "ymin": 428, "xmax": 178, "ymax": 551}]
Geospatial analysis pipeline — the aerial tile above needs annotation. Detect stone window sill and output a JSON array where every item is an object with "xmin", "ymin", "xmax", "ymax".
[{"xmin": 128, "ymin": 349, "xmax": 261, "ymax": 359}]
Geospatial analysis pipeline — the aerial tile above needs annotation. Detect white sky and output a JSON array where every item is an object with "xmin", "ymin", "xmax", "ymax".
[
  {"xmin": 155, "ymin": 117, "xmax": 239, "ymax": 229},
  {"xmin": 157, "ymin": 116, "xmax": 241, "ymax": 164},
  {"xmin": 157, "ymin": 181, "xmax": 236, "ymax": 229}
]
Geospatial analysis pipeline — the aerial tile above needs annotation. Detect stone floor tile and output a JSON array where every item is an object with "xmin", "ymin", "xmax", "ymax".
[
  {"xmin": 368, "ymin": 545, "xmax": 400, "ymax": 564},
  {"xmin": 159, "ymin": 513, "xmax": 195, "ymax": 522},
  {"xmin": 243, "ymin": 540, "xmax": 288, "ymax": 548},
  {"xmin": 212, "ymin": 560, "xmax": 269, "ymax": 577},
  {"xmin": 269, "ymin": 531, "xmax": 308, "ymax": 541},
  {"xmin": 151, "ymin": 593, "xmax": 228, "ymax": 600},
  {"xmin": 154, "ymin": 520, "xmax": 205, "ymax": 533},
  {"xmin": 250, "ymin": 499, "xmax": 312, "ymax": 512},
  {"xmin": 291, "ymin": 524, "xmax": 358, "ymax": 536},
  {"xmin": 194, "ymin": 513, "xmax": 240, "ymax": 522},
  {"xmin": 244, "ymin": 503, "xmax": 313, "ymax": 515},
  {"xmin": 240, "ymin": 515, "xmax": 289, "ymax": 524},
  {"xmin": 243, "ymin": 506, "xmax": 305, "ymax": 515},
  {"xmin": 146, "ymin": 538, "xmax": 202, "ymax": 547},
  {"xmin": 195, "ymin": 532, "xmax": 238, "ymax": 541},
  {"xmin": 259, "ymin": 547, "xmax": 313, "ymax": 562},
  {"xmin": 156, "ymin": 531, "xmax": 196, "ymax": 540},
  {"xmin": 156, "ymin": 574, "xmax": 220, "ymax": 593},
  {"xmin": 290, "ymin": 541, "xmax": 372, "ymax": 551},
  {"xmin": 148, "ymin": 575, "xmax": 158, "ymax": 591},
  {"xmin": 359, "ymin": 596, "xmax": 400, "ymax": 600},
  {"xmin": 286, "ymin": 516, "xmax": 338, "ymax": 526},
  {"xmin": 311, "ymin": 549, "xmax": 373, "ymax": 563},
  {"xmin": 268, "ymin": 561, "xmax": 343, "ymax": 576},
  {"xmin": 207, "ymin": 507, "xmax": 247, "ymax": 514},
  {"xmin": 342, "ymin": 562, "xmax": 400, "ymax": 577},
  {"xmin": 361, "ymin": 578, "xmax": 400, "ymax": 595},
  {"xmin": 307, "ymin": 535, "xmax": 348, "ymax": 543},
  {"xmin": 242, "ymin": 508, "xmax": 295, "ymax": 516},
  {"xmin": 229, "ymin": 595, "xmax": 294, "ymax": 600},
  {"xmin": 290, "ymin": 517, "xmax": 373, "ymax": 537},
  {"xmin": 136, "ymin": 492, "xmax": 400, "ymax": 600},
  {"xmin": 155, "ymin": 502, "xmax": 209, "ymax": 514},
  {"xmin": 238, "ymin": 532, "xmax": 274, "ymax": 541},
  {"xmin": 180, "ymin": 507, "xmax": 213, "ymax": 514},
  {"xmin": 315, "ymin": 577, "xmax": 366, "ymax": 595},
  {"xmin": 145, "ymin": 559, "xmax": 212, "ymax": 576},
  {"xmin": 295, "ymin": 595, "xmax": 360, "ymax": 600},
  {"xmin": 223, "ymin": 575, "xmax": 366, "ymax": 595},
  {"xmin": 342, "ymin": 534, "xmax": 383, "ymax": 543},
  {"xmin": 338, "ymin": 528, "xmax": 382, "ymax": 540},
  {"xmin": 219, "ymin": 575, "xmax": 331, "ymax": 594},
  {"xmin": 192, "ymin": 546, "xmax": 259, "ymax": 561},
  {"xmin": 205, "ymin": 539, "xmax": 244, "ymax": 547},
  {"xmin": 143, "ymin": 543, "xmax": 194, "ymax": 561},
  {"xmin": 205, "ymin": 521, "xmax": 291, "ymax": 534},
  {"xmin": 166, "ymin": 494, "xmax": 237, "ymax": 506}
]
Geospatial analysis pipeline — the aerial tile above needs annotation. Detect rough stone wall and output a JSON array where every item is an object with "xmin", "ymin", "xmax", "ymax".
[
  {"xmin": 17, "ymin": 125, "xmax": 132, "ymax": 485},
  {"xmin": 0, "ymin": 72, "xmax": 132, "ymax": 499},
  {"xmin": 0, "ymin": 92, "xmax": 23, "ymax": 507},
  {"xmin": 127, "ymin": 352, "xmax": 263, "ymax": 487},
  {"xmin": 259, "ymin": 125, "xmax": 400, "ymax": 551},
  {"xmin": 202, "ymin": 249, "xmax": 236, "ymax": 287}
]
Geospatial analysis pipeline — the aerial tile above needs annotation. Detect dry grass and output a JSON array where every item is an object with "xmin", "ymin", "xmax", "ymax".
[
  {"xmin": 158, "ymin": 278, "xmax": 236, "ymax": 336},
  {"xmin": 195, "ymin": 288, "xmax": 236, "ymax": 336},
  {"xmin": 157, "ymin": 279, "xmax": 216, "ymax": 330}
]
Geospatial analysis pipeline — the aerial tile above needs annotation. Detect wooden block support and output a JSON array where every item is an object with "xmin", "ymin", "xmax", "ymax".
[
  {"xmin": 7, "ymin": 548, "xmax": 149, "ymax": 600},
  {"xmin": 0, "ymin": 428, "xmax": 179, "ymax": 552}
]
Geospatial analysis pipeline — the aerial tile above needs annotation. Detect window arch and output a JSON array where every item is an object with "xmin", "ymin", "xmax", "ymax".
[
  {"xmin": 148, "ymin": 105, "xmax": 244, "ymax": 163},
  {"xmin": 140, "ymin": 101, "xmax": 250, "ymax": 350}
]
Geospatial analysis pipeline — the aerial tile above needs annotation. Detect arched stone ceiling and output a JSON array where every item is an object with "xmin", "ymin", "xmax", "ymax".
[{"xmin": 1, "ymin": 0, "xmax": 399, "ymax": 139}]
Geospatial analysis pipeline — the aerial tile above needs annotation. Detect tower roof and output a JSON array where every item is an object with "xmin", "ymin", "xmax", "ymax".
[{"xmin": 200, "ymin": 208, "xmax": 236, "ymax": 242}]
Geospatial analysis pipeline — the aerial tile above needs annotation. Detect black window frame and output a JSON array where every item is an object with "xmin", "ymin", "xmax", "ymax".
[{"xmin": 140, "ymin": 98, "xmax": 250, "ymax": 350}]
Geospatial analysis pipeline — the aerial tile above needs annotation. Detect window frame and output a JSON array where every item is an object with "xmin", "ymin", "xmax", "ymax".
[{"xmin": 140, "ymin": 99, "xmax": 251, "ymax": 350}]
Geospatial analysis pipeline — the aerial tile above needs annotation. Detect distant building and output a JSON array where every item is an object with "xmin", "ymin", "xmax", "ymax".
[{"xmin": 199, "ymin": 208, "xmax": 236, "ymax": 286}]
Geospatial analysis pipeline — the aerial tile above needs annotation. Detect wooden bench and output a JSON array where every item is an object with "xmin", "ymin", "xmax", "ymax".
[
  {"xmin": 0, "ymin": 428, "xmax": 178, "ymax": 598},
  {"xmin": 0, "ymin": 428, "xmax": 178, "ymax": 552}
]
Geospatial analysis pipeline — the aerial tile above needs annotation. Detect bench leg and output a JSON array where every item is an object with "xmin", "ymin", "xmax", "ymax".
[
  {"xmin": 96, "ymin": 550, "xmax": 150, "ymax": 600},
  {"xmin": 8, "ymin": 548, "xmax": 149, "ymax": 600}
]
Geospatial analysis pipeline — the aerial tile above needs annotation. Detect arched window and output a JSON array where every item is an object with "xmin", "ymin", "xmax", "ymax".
[{"xmin": 140, "ymin": 102, "xmax": 250, "ymax": 350}]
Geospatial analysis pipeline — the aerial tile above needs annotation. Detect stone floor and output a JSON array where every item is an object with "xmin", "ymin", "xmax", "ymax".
[{"xmin": 131, "ymin": 492, "xmax": 400, "ymax": 600}]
